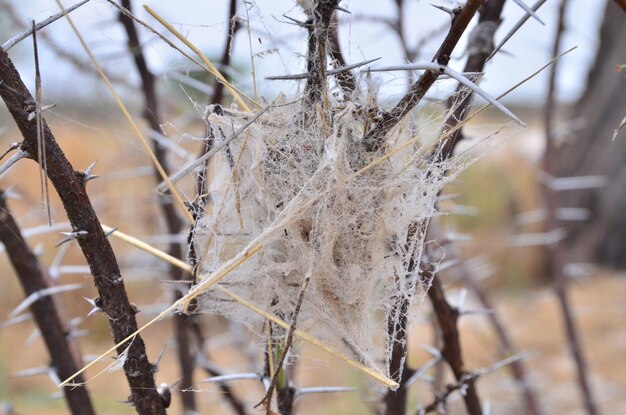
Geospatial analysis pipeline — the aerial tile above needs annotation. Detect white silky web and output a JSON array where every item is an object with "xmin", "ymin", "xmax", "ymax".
[{"xmin": 189, "ymin": 93, "xmax": 482, "ymax": 381}]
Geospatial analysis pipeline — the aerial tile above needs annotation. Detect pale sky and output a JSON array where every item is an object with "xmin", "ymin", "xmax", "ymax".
[{"xmin": 3, "ymin": 0, "xmax": 606, "ymax": 106}]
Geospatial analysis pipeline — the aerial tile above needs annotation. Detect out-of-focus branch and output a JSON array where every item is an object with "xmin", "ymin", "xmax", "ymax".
[
  {"xmin": 543, "ymin": 1, "xmax": 599, "ymax": 414},
  {"xmin": 0, "ymin": 47, "xmax": 165, "ymax": 415},
  {"xmin": 614, "ymin": 0, "xmax": 626, "ymax": 13},
  {"xmin": 432, "ymin": 225, "xmax": 542, "ymax": 415},
  {"xmin": 0, "ymin": 192, "xmax": 96, "ymax": 415},
  {"xmin": 117, "ymin": 1, "xmax": 195, "ymax": 412},
  {"xmin": 190, "ymin": 321, "xmax": 249, "ymax": 415},
  {"xmin": 362, "ymin": 0, "xmax": 486, "ymax": 152}
]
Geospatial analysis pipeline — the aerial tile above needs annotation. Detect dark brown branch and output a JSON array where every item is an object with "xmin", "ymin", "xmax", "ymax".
[
  {"xmin": 117, "ymin": 1, "xmax": 195, "ymax": 412},
  {"xmin": 362, "ymin": 0, "xmax": 486, "ymax": 152},
  {"xmin": 212, "ymin": 0, "xmax": 241, "ymax": 106},
  {"xmin": 0, "ymin": 193, "xmax": 96, "ymax": 415},
  {"xmin": 0, "ymin": 47, "xmax": 165, "ymax": 415},
  {"xmin": 436, "ymin": 0, "xmax": 505, "ymax": 160},
  {"xmin": 614, "ymin": 0, "xmax": 626, "ymax": 13},
  {"xmin": 328, "ymin": 11, "xmax": 356, "ymax": 95},
  {"xmin": 543, "ymin": 1, "xmax": 599, "ymax": 414},
  {"xmin": 303, "ymin": 0, "xmax": 340, "ymax": 106},
  {"xmin": 431, "ymin": 224, "xmax": 542, "ymax": 415},
  {"xmin": 426, "ymin": 267, "xmax": 483, "ymax": 415},
  {"xmin": 419, "ymin": 372, "xmax": 480, "ymax": 414}
]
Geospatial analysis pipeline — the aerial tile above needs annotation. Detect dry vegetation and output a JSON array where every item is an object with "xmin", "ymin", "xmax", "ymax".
[{"xmin": 0, "ymin": 1, "xmax": 624, "ymax": 415}]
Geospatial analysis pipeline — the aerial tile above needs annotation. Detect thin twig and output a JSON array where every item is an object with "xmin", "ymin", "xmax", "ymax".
[{"xmin": 328, "ymin": 11, "xmax": 357, "ymax": 94}]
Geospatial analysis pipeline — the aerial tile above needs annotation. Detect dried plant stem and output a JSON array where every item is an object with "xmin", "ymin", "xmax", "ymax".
[
  {"xmin": 543, "ymin": 1, "xmax": 598, "ymax": 414},
  {"xmin": 118, "ymin": 0, "xmax": 195, "ymax": 412},
  {"xmin": 0, "ymin": 193, "xmax": 95, "ymax": 415},
  {"xmin": 143, "ymin": 5, "xmax": 256, "ymax": 111},
  {"xmin": 0, "ymin": 47, "xmax": 165, "ymax": 414}
]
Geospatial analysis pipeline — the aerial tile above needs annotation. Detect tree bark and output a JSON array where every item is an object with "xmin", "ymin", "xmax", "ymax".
[{"xmin": 554, "ymin": 0, "xmax": 626, "ymax": 269}]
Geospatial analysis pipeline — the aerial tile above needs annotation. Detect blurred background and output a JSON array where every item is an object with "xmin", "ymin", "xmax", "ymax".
[{"xmin": 0, "ymin": 0, "xmax": 624, "ymax": 414}]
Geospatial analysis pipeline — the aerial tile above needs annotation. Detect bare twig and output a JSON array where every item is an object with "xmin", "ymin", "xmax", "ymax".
[
  {"xmin": 436, "ymin": 0, "xmax": 506, "ymax": 160},
  {"xmin": 0, "ymin": 47, "xmax": 166, "ymax": 415},
  {"xmin": 432, "ymin": 225, "xmax": 542, "ymax": 415},
  {"xmin": 543, "ymin": 1, "xmax": 599, "ymax": 414},
  {"xmin": 0, "ymin": 192, "xmax": 95, "ymax": 415},
  {"xmin": 362, "ymin": 0, "xmax": 487, "ymax": 152},
  {"xmin": 117, "ymin": 0, "xmax": 195, "ymax": 412}
]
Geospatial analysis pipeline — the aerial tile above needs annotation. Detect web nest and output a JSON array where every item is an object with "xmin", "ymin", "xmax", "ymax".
[{"xmin": 188, "ymin": 86, "xmax": 477, "ymax": 380}]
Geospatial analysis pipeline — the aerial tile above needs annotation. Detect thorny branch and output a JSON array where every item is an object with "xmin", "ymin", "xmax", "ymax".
[
  {"xmin": 117, "ymin": 0, "xmax": 195, "ymax": 412},
  {"xmin": 383, "ymin": 2, "xmax": 487, "ymax": 414},
  {"xmin": 436, "ymin": 0, "xmax": 506, "ymax": 160},
  {"xmin": 0, "ymin": 47, "xmax": 166, "ymax": 415},
  {"xmin": 303, "ymin": 0, "xmax": 341, "ymax": 107},
  {"xmin": 362, "ymin": 0, "xmax": 487, "ymax": 152},
  {"xmin": 423, "ymin": 2, "xmax": 543, "ymax": 410},
  {"xmin": 0, "ymin": 192, "xmax": 96, "ymax": 415},
  {"xmin": 432, "ymin": 225, "xmax": 542, "ymax": 415},
  {"xmin": 543, "ymin": 1, "xmax": 599, "ymax": 414},
  {"xmin": 425, "ymin": 265, "xmax": 483, "ymax": 415}
]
